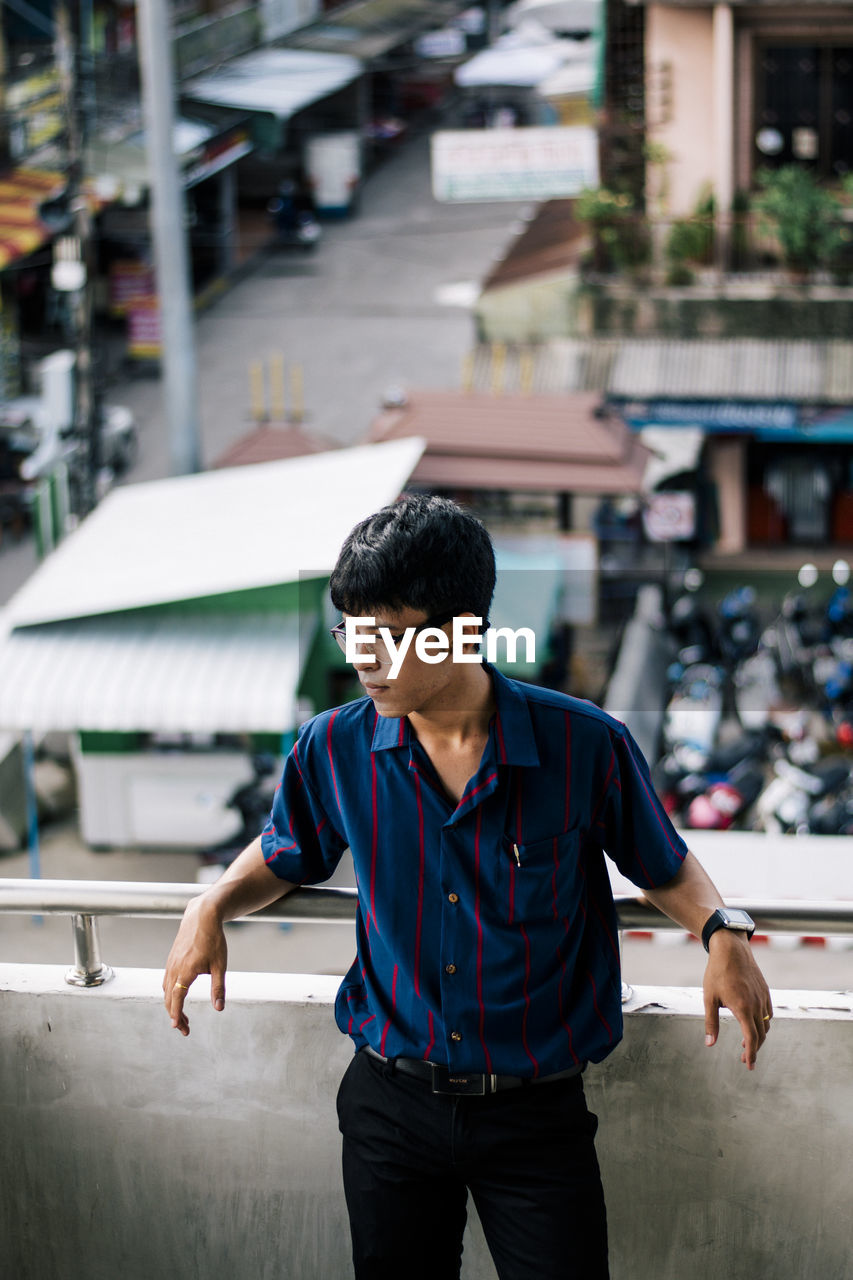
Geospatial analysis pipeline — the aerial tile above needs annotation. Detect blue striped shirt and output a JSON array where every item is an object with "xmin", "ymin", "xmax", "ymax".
[{"xmin": 261, "ymin": 666, "xmax": 687, "ymax": 1076}]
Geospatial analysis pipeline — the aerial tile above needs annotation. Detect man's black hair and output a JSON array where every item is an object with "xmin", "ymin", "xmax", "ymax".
[{"xmin": 329, "ymin": 494, "xmax": 496, "ymax": 621}]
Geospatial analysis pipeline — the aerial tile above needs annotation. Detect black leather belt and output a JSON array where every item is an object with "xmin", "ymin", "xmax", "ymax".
[{"xmin": 363, "ymin": 1045, "xmax": 585, "ymax": 1096}]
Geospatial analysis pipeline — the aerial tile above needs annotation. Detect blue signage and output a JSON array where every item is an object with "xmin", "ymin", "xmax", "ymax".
[{"xmin": 619, "ymin": 400, "xmax": 799, "ymax": 432}]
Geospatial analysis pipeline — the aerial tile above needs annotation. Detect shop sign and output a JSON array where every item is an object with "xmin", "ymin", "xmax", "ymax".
[
  {"xmin": 128, "ymin": 300, "xmax": 161, "ymax": 360},
  {"xmin": 431, "ymin": 126, "xmax": 598, "ymax": 202},
  {"xmin": 6, "ymin": 69, "xmax": 64, "ymax": 161},
  {"xmin": 109, "ymin": 261, "xmax": 156, "ymax": 318},
  {"xmin": 622, "ymin": 400, "xmax": 798, "ymax": 432},
  {"xmin": 183, "ymin": 128, "xmax": 253, "ymax": 188},
  {"xmin": 642, "ymin": 492, "xmax": 696, "ymax": 542}
]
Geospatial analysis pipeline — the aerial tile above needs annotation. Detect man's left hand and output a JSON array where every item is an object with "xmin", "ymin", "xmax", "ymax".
[{"xmin": 703, "ymin": 929, "xmax": 773, "ymax": 1070}]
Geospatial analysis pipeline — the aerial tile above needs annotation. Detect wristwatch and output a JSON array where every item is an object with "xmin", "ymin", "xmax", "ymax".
[{"xmin": 701, "ymin": 907, "xmax": 755, "ymax": 952}]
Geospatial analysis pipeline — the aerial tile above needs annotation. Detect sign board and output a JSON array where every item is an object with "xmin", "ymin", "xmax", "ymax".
[
  {"xmin": 431, "ymin": 126, "xmax": 598, "ymax": 202},
  {"xmin": 183, "ymin": 127, "xmax": 253, "ymax": 188},
  {"xmin": 7, "ymin": 69, "xmax": 64, "ymax": 160},
  {"xmin": 642, "ymin": 492, "xmax": 696, "ymax": 543},
  {"xmin": 128, "ymin": 300, "xmax": 161, "ymax": 360},
  {"xmin": 109, "ymin": 261, "xmax": 156, "ymax": 318},
  {"xmin": 622, "ymin": 400, "xmax": 798, "ymax": 433}
]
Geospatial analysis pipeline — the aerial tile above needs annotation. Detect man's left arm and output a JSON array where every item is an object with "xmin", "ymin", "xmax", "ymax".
[{"xmin": 641, "ymin": 850, "xmax": 773, "ymax": 1071}]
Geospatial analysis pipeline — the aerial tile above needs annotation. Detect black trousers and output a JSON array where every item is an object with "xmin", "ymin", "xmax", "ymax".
[{"xmin": 336, "ymin": 1049, "xmax": 610, "ymax": 1280}]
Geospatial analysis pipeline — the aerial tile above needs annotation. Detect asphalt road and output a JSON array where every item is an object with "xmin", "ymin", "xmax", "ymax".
[{"xmin": 0, "ymin": 119, "xmax": 528, "ymax": 606}]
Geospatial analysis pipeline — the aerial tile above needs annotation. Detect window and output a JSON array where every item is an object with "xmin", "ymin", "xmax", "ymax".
[{"xmin": 755, "ymin": 43, "xmax": 853, "ymax": 178}]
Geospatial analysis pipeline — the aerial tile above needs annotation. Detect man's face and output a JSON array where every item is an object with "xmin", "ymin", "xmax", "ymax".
[{"xmin": 343, "ymin": 607, "xmax": 474, "ymax": 718}]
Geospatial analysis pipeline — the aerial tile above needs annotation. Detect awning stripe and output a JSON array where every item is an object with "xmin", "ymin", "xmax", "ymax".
[
  {"xmin": 0, "ymin": 167, "xmax": 65, "ymax": 270},
  {"xmin": 0, "ymin": 613, "xmax": 311, "ymax": 734}
]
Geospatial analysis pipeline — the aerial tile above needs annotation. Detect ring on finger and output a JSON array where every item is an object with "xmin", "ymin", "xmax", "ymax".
[{"xmin": 174, "ymin": 982, "xmax": 189, "ymax": 990}]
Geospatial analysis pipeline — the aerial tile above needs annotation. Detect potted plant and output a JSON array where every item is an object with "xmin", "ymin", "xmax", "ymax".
[
  {"xmin": 575, "ymin": 187, "xmax": 649, "ymax": 275},
  {"xmin": 664, "ymin": 188, "xmax": 715, "ymax": 284},
  {"xmin": 753, "ymin": 166, "xmax": 843, "ymax": 278}
]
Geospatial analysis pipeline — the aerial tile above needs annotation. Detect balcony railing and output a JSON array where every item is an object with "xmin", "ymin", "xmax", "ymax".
[
  {"xmin": 1, "ymin": 877, "xmax": 851, "ymax": 986},
  {"xmin": 580, "ymin": 210, "xmax": 853, "ymax": 282},
  {"xmin": 4, "ymin": 879, "xmax": 853, "ymax": 1279}
]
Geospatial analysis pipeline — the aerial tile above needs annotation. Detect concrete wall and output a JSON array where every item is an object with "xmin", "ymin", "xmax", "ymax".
[
  {"xmin": 475, "ymin": 269, "xmax": 581, "ymax": 344},
  {"xmin": 3, "ymin": 964, "xmax": 852, "ymax": 1280},
  {"xmin": 646, "ymin": 6, "xmax": 715, "ymax": 217}
]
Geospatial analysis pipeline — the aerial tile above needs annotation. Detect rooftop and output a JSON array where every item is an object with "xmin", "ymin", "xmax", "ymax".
[
  {"xmin": 2, "ymin": 439, "xmax": 424, "ymax": 627},
  {"xmin": 369, "ymin": 390, "xmax": 650, "ymax": 494}
]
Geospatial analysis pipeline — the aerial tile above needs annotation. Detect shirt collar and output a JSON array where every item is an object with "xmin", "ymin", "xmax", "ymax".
[
  {"xmin": 369, "ymin": 666, "xmax": 540, "ymax": 767},
  {"xmin": 371, "ymin": 710, "xmax": 411, "ymax": 752},
  {"xmin": 489, "ymin": 665, "xmax": 540, "ymax": 767}
]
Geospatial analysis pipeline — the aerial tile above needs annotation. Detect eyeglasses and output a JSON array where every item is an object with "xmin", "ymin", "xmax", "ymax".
[{"xmin": 330, "ymin": 611, "xmax": 457, "ymax": 667}]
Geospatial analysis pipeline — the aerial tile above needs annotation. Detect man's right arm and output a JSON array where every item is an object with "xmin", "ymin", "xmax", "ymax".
[{"xmin": 163, "ymin": 835, "xmax": 295, "ymax": 1037}]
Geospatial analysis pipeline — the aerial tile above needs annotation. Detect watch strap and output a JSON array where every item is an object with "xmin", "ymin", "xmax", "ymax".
[{"xmin": 701, "ymin": 908, "xmax": 754, "ymax": 953}]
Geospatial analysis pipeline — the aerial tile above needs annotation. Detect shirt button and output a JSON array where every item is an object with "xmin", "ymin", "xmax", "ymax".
[
  {"xmin": 450, "ymin": 1031, "xmax": 463, "ymax": 1042},
  {"xmin": 445, "ymin": 964, "xmax": 457, "ymax": 975},
  {"xmin": 448, "ymin": 893, "xmax": 459, "ymax": 904}
]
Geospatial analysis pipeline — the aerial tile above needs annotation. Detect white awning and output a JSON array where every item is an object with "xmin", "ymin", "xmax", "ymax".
[
  {"xmin": 454, "ymin": 23, "xmax": 576, "ymax": 88},
  {"xmin": 87, "ymin": 118, "xmax": 253, "ymax": 198},
  {"xmin": 0, "ymin": 612, "xmax": 310, "ymax": 734},
  {"xmin": 184, "ymin": 48, "xmax": 362, "ymax": 120},
  {"xmin": 537, "ymin": 59, "xmax": 597, "ymax": 99},
  {"xmin": 506, "ymin": 0, "xmax": 602, "ymax": 33},
  {"xmin": 5, "ymin": 439, "xmax": 425, "ymax": 628}
]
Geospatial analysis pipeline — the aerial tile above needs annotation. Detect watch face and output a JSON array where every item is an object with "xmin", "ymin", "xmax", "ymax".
[{"xmin": 722, "ymin": 908, "xmax": 754, "ymax": 930}]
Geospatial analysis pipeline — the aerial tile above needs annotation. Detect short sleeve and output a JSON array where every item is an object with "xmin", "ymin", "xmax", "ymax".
[
  {"xmin": 600, "ymin": 723, "xmax": 687, "ymax": 888},
  {"xmin": 260, "ymin": 738, "xmax": 347, "ymax": 884}
]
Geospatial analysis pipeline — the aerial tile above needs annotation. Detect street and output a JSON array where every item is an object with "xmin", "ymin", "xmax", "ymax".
[{"xmin": 0, "ymin": 123, "xmax": 528, "ymax": 605}]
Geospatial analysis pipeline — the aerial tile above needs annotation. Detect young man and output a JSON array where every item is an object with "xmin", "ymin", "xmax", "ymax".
[{"xmin": 164, "ymin": 494, "xmax": 772, "ymax": 1280}]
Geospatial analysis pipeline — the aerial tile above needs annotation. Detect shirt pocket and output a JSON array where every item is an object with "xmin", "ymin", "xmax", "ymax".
[{"xmin": 501, "ymin": 828, "xmax": 580, "ymax": 925}]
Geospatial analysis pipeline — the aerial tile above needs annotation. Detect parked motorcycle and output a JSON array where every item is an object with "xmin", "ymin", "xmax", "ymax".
[
  {"xmin": 686, "ymin": 761, "xmax": 765, "ymax": 830},
  {"xmin": 267, "ymin": 181, "xmax": 322, "ymax": 251},
  {"xmin": 655, "ymin": 563, "xmax": 853, "ymax": 833},
  {"xmin": 753, "ymin": 755, "xmax": 851, "ymax": 835},
  {"xmin": 197, "ymin": 753, "xmax": 279, "ymax": 881},
  {"xmin": 716, "ymin": 585, "xmax": 761, "ymax": 668}
]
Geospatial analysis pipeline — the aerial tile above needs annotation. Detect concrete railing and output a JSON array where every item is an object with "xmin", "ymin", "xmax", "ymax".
[{"xmin": 2, "ymin": 882, "xmax": 853, "ymax": 1279}]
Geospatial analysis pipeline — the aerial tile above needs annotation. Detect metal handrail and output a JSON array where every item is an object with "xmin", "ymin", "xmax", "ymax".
[
  {"xmin": 2, "ymin": 878, "xmax": 852, "ymax": 987},
  {"xmin": 0, "ymin": 879, "xmax": 358, "ymax": 922}
]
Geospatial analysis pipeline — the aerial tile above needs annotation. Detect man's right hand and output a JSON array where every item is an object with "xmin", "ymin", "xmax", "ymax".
[
  {"xmin": 163, "ymin": 894, "xmax": 228, "ymax": 1037},
  {"xmin": 161, "ymin": 835, "xmax": 297, "ymax": 1037}
]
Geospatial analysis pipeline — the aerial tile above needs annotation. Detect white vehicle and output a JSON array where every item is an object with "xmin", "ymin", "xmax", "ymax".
[{"xmin": 305, "ymin": 131, "xmax": 361, "ymax": 215}]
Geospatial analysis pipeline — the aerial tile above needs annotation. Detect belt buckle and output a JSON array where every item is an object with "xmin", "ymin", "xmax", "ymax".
[{"xmin": 430, "ymin": 1064, "xmax": 488, "ymax": 1096}]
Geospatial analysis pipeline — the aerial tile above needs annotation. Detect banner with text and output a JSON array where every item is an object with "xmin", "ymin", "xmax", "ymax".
[{"xmin": 431, "ymin": 126, "xmax": 598, "ymax": 202}]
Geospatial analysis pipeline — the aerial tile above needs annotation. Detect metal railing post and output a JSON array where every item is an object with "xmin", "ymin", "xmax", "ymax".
[
  {"xmin": 619, "ymin": 929, "xmax": 633, "ymax": 1005},
  {"xmin": 65, "ymin": 913, "xmax": 115, "ymax": 987}
]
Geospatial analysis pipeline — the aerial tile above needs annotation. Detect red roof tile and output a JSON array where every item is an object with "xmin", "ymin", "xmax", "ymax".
[
  {"xmin": 211, "ymin": 425, "xmax": 334, "ymax": 469},
  {"xmin": 369, "ymin": 390, "xmax": 649, "ymax": 494}
]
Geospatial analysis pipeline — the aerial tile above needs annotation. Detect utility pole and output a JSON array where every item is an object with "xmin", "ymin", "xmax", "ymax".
[
  {"xmin": 136, "ymin": 0, "xmax": 201, "ymax": 476},
  {"xmin": 0, "ymin": 2, "xmax": 9, "ymax": 166},
  {"xmin": 54, "ymin": 0, "xmax": 101, "ymax": 516}
]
